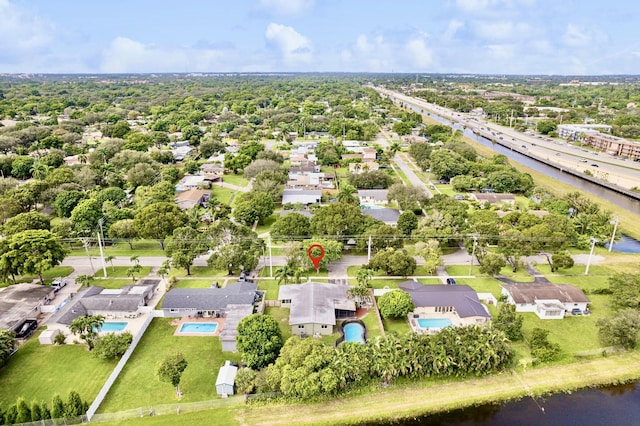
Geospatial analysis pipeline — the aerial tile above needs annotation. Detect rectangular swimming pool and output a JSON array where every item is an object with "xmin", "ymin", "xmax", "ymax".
[
  {"xmin": 417, "ymin": 318, "xmax": 453, "ymax": 329},
  {"xmin": 179, "ymin": 322, "xmax": 218, "ymax": 333},
  {"xmin": 98, "ymin": 321, "xmax": 128, "ymax": 332}
]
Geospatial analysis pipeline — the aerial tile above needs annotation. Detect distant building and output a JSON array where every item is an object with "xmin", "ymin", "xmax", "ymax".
[
  {"xmin": 357, "ymin": 190, "xmax": 388, "ymax": 205},
  {"xmin": 584, "ymin": 133, "xmax": 640, "ymax": 160},
  {"xmin": 282, "ymin": 189, "xmax": 322, "ymax": 205},
  {"xmin": 501, "ymin": 283, "xmax": 590, "ymax": 319},
  {"xmin": 361, "ymin": 207, "xmax": 400, "ymax": 226},
  {"xmin": 557, "ymin": 124, "xmax": 610, "ymax": 141},
  {"xmin": 471, "ymin": 193, "xmax": 516, "ymax": 205},
  {"xmin": 174, "ymin": 189, "xmax": 211, "ymax": 210},
  {"xmin": 0, "ymin": 284, "xmax": 55, "ymax": 334}
]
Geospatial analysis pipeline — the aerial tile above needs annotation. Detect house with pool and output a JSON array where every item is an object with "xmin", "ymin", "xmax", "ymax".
[
  {"xmin": 500, "ymin": 283, "xmax": 590, "ymax": 319},
  {"xmin": 278, "ymin": 282, "xmax": 356, "ymax": 337},
  {"xmin": 162, "ymin": 280, "xmax": 262, "ymax": 352},
  {"xmin": 398, "ymin": 281, "xmax": 491, "ymax": 334}
]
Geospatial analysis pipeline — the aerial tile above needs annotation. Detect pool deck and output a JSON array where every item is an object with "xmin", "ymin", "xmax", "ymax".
[
  {"xmin": 171, "ymin": 317, "xmax": 225, "ymax": 337},
  {"xmin": 408, "ymin": 312, "xmax": 461, "ymax": 335}
]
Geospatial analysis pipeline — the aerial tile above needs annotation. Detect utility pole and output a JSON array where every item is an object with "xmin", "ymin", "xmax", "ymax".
[
  {"xmin": 367, "ymin": 235, "xmax": 372, "ymax": 263},
  {"xmin": 268, "ymin": 235, "xmax": 273, "ymax": 278},
  {"xmin": 82, "ymin": 238, "xmax": 95, "ymax": 275},
  {"xmin": 585, "ymin": 237, "xmax": 597, "ymax": 275},
  {"xmin": 97, "ymin": 219, "xmax": 107, "ymax": 278},
  {"xmin": 469, "ymin": 236, "xmax": 478, "ymax": 276},
  {"xmin": 608, "ymin": 217, "xmax": 619, "ymax": 252}
]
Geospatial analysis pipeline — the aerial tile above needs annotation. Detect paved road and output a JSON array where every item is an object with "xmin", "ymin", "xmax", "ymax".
[{"xmin": 62, "ymin": 251, "xmax": 604, "ymax": 281}]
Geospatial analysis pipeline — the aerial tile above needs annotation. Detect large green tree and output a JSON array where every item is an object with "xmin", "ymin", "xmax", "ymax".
[
  {"xmin": 165, "ymin": 226, "xmax": 208, "ymax": 275},
  {"xmin": 377, "ymin": 290, "xmax": 414, "ymax": 319},
  {"xmin": 156, "ymin": 352, "xmax": 189, "ymax": 397},
  {"xmin": 368, "ymin": 248, "xmax": 416, "ymax": 277},
  {"xmin": 597, "ymin": 309, "xmax": 640, "ymax": 350},
  {"xmin": 271, "ymin": 212, "xmax": 311, "ymax": 241},
  {"xmin": 3, "ymin": 211, "xmax": 50, "ymax": 235},
  {"xmin": 133, "ymin": 202, "xmax": 187, "ymax": 249},
  {"xmin": 0, "ymin": 329, "xmax": 16, "ymax": 367},
  {"xmin": 236, "ymin": 314, "xmax": 284, "ymax": 369},
  {"xmin": 1, "ymin": 230, "xmax": 67, "ymax": 284},
  {"xmin": 207, "ymin": 220, "xmax": 263, "ymax": 274},
  {"xmin": 609, "ymin": 272, "xmax": 640, "ymax": 311},
  {"xmin": 310, "ymin": 203, "xmax": 367, "ymax": 237}
]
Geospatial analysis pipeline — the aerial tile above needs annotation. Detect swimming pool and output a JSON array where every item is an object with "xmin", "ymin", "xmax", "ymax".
[
  {"xmin": 417, "ymin": 318, "xmax": 453, "ymax": 329},
  {"xmin": 98, "ymin": 321, "xmax": 128, "ymax": 332},
  {"xmin": 179, "ymin": 322, "xmax": 218, "ymax": 333},
  {"xmin": 344, "ymin": 322, "xmax": 366, "ymax": 344},
  {"xmin": 360, "ymin": 204, "xmax": 384, "ymax": 210}
]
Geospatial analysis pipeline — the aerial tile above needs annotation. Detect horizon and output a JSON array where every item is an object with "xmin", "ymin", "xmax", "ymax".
[{"xmin": 2, "ymin": 0, "xmax": 639, "ymax": 75}]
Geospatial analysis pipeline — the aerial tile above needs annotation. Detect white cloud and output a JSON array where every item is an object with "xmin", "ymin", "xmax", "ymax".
[
  {"xmin": 405, "ymin": 37, "xmax": 433, "ymax": 69},
  {"xmin": 0, "ymin": 0, "xmax": 54, "ymax": 58},
  {"xmin": 100, "ymin": 37, "xmax": 227, "ymax": 73},
  {"xmin": 562, "ymin": 24, "xmax": 592, "ymax": 47},
  {"xmin": 265, "ymin": 23, "xmax": 313, "ymax": 66},
  {"xmin": 259, "ymin": 0, "xmax": 313, "ymax": 16},
  {"xmin": 455, "ymin": 0, "xmax": 535, "ymax": 14},
  {"xmin": 355, "ymin": 34, "xmax": 373, "ymax": 53},
  {"xmin": 443, "ymin": 20, "xmax": 465, "ymax": 41},
  {"xmin": 485, "ymin": 43, "xmax": 516, "ymax": 60},
  {"xmin": 472, "ymin": 21, "xmax": 532, "ymax": 41}
]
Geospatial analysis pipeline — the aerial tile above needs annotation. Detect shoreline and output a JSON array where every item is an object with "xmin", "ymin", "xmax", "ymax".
[{"xmin": 235, "ymin": 352, "xmax": 640, "ymax": 425}]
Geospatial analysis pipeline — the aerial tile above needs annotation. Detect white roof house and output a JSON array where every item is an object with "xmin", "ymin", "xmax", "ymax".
[
  {"xmin": 215, "ymin": 360, "xmax": 238, "ymax": 396},
  {"xmin": 282, "ymin": 189, "xmax": 322, "ymax": 205}
]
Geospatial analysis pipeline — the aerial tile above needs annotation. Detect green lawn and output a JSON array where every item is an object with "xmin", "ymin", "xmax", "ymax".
[
  {"xmin": 254, "ymin": 213, "xmax": 278, "ymax": 235},
  {"xmin": 222, "ymin": 174, "xmax": 248, "ymax": 187},
  {"xmin": 95, "ymin": 266, "xmax": 152, "ymax": 278},
  {"xmin": 257, "ymin": 279, "xmax": 280, "ymax": 300},
  {"xmin": 381, "ymin": 316, "xmax": 411, "ymax": 336},
  {"xmin": 213, "ymin": 186, "xmax": 236, "ymax": 206},
  {"xmin": 108, "ymin": 407, "xmax": 241, "ymax": 425},
  {"xmin": 368, "ymin": 278, "xmax": 406, "ymax": 289},
  {"xmin": 360, "ymin": 311, "xmax": 383, "ymax": 339},
  {"xmin": 169, "ymin": 265, "xmax": 229, "ymax": 278},
  {"xmin": 173, "ymin": 279, "xmax": 218, "ymax": 289},
  {"xmin": 7, "ymin": 266, "xmax": 75, "ymax": 286},
  {"xmin": 265, "ymin": 306, "xmax": 292, "ymax": 341},
  {"xmin": 98, "ymin": 318, "xmax": 241, "ymax": 413},
  {"xmin": 0, "ymin": 331, "xmax": 117, "ymax": 406},
  {"xmin": 71, "ymin": 240, "xmax": 167, "ymax": 257}
]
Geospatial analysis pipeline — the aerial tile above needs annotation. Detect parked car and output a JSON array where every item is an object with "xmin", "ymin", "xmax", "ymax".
[
  {"xmin": 591, "ymin": 163, "xmax": 599, "ymax": 167},
  {"xmin": 571, "ymin": 308, "xmax": 582, "ymax": 315},
  {"xmin": 579, "ymin": 159, "xmax": 588, "ymax": 163},
  {"xmin": 446, "ymin": 278, "xmax": 457, "ymax": 285}
]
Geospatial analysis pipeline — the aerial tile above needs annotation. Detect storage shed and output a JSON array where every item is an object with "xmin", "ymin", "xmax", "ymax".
[
  {"xmin": 215, "ymin": 360, "xmax": 238, "ymax": 396},
  {"xmin": 39, "ymin": 328, "xmax": 62, "ymax": 345}
]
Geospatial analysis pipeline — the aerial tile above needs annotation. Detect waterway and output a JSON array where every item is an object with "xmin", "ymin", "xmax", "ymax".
[
  {"xmin": 366, "ymin": 383, "xmax": 640, "ymax": 426},
  {"xmin": 395, "ymin": 97, "xmax": 640, "ymax": 214},
  {"xmin": 606, "ymin": 235, "xmax": 640, "ymax": 253}
]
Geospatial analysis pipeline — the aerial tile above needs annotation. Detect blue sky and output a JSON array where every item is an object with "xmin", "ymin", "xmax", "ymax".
[{"xmin": 1, "ymin": 0, "xmax": 639, "ymax": 75}]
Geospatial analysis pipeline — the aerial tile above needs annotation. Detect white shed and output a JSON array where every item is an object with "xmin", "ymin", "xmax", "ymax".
[
  {"xmin": 39, "ymin": 328, "xmax": 61, "ymax": 345},
  {"xmin": 215, "ymin": 360, "xmax": 238, "ymax": 396}
]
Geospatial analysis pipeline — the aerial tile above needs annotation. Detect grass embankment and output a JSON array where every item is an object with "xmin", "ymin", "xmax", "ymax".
[
  {"xmin": 0, "ymin": 331, "xmax": 116, "ymax": 406},
  {"xmin": 235, "ymin": 351, "xmax": 640, "ymax": 426},
  {"xmin": 97, "ymin": 318, "xmax": 241, "ymax": 413}
]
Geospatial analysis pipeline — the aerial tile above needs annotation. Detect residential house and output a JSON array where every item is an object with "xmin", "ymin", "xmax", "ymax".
[
  {"xmin": 341, "ymin": 153, "xmax": 363, "ymax": 161},
  {"xmin": 282, "ymin": 189, "xmax": 322, "ymax": 205},
  {"xmin": 399, "ymin": 281, "xmax": 491, "ymax": 327},
  {"xmin": 216, "ymin": 361, "xmax": 238, "ymax": 396},
  {"xmin": 361, "ymin": 207, "xmax": 400, "ymax": 226},
  {"xmin": 53, "ymin": 280, "xmax": 162, "ymax": 325},
  {"xmin": 200, "ymin": 163, "xmax": 223, "ymax": 182},
  {"xmin": 176, "ymin": 175, "xmax": 206, "ymax": 191},
  {"xmin": 0, "ymin": 284, "xmax": 55, "ymax": 335},
  {"xmin": 171, "ymin": 144, "xmax": 194, "ymax": 162},
  {"xmin": 349, "ymin": 161, "xmax": 379, "ymax": 174},
  {"xmin": 175, "ymin": 189, "xmax": 211, "ymax": 210},
  {"xmin": 289, "ymin": 154, "xmax": 308, "ymax": 166},
  {"xmin": 501, "ymin": 283, "xmax": 590, "ymax": 319},
  {"xmin": 278, "ymin": 282, "xmax": 355, "ymax": 336},
  {"xmin": 471, "ymin": 193, "xmax": 516, "ymax": 205},
  {"xmin": 358, "ymin": 190, "xmax": 388, "ymax": 206},
  {"xmin": 362, "ymin": 148, "xmax": 378, "ymax": 161},
  {"xmin": 287, "ymin": 172, "xmax": 335, "ymax": 190}
]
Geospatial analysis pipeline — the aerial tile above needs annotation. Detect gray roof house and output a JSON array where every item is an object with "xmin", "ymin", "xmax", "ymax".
[
  {"xmin": 358, "ymin": 190, "xmax": 389, "ymax": 205},
  {"xmin": 163, "ymin": 281, "xmax": 260, "ymax": 351},
  {"xmin": 399, "ymin": 281, "xmax": 490, "ymax": 326},
  {"xmin": 52, "ymin": 280, "xmax": 161, "ymax": 325},
  {"xmin": 361, "ymin": 207, "xmax": 400, "ymax": 225},
  {"xmin": 278, "ymin": 282, "xmax": 355, "ymax": 337},
  {"xmin": 501, "ymin": 283, "xmax": 590, "ymax": 319},
  {"xmin": 282, "ymin": 189, "xmax": 322, "ymax": 205}
]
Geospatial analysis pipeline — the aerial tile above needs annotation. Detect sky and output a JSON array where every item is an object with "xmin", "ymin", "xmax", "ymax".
[{"xmin": 1, "ymin": 0, "xmax": 639, "ymax": 75}]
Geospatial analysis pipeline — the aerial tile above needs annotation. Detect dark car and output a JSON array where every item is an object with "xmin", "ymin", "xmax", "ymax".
[
  {"xmin": 591, "ymin": 163, "xmax": 599, "ymax": 167},
  {"xmin": 571, "ymin": 308, "xmax": 582, "ymax": 315},
  {"xmin": 446, "ymin": 278, "xmax": 457, "ymax": 285}
]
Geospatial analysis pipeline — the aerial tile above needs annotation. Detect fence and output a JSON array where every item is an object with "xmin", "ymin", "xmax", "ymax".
[
  {"xmin": 85, "ymin": 312, "xmax": 156, "ymax": 420},
  {"xmin": 264, "ymin": 300, "xmax": 281, "ymax": 308},
  {"xmin": 13, "ymin": 415, "xmax": 87, "ymax": 426}
]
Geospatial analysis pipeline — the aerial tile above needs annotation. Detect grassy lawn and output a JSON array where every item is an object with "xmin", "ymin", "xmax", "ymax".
[
  {"xmin": 0, "ymin": 331, "xmax": 117, "ymax": 406},
  {"xmin": 169, "ymin": 265, "xmax": 229, "ymax": 278},
  {"xmin": 222, "ymin": 174, "xmax": 248, "ymax": 187},
  {"xmin": 381, "ymin": 316, "xmax": 411, "ymax": 336},
  {"xmin": 360, "ymin": 311, "xmax": 383, "ymax": 339},
  {"xmin": 5, "ymin": 266, "xmax": 75, "ymax": 287},
  {"xmin": 109, "ymin": 407, "xmax": 241, "ymax": 425},
  {"xmin": 254, "ymin": 213, "xmax": 278, "ymax": 235},
  {"xmin": 265, "ymin": 306, "xmax": 292, "ymax": 342},
  {"xmin": 71, "ymin": 240, "xmax": 167, "ymax": 257},
  {"xmin": 95, "ymin": 266, "xmax": 152, "ymax": 278},
  {"xmin": 98, "ymin": 318, "xmax": 241, "ymax": 413},
  {"xmin": 173, "ymin": 279, "xmax": 218, "ymax": 289},
  {"xmin": 257, "ymin": 279, "xmax": 280, "ymax": 300},
  {"xmin": 368, "ymin": 278, "xmax": 406, "ymax": 289},
  {"xmin": 213, "ymin": 186, "xmax": 236, "ymax": 205}
]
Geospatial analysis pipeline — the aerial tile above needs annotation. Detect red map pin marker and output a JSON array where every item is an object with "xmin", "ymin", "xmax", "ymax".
[{"xmin": 307, "ymin": 244, "xmax": 325, "ymax": 272}]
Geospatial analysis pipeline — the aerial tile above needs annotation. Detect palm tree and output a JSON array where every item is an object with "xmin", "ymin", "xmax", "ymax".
[
  {"xmin": 104, "ymin": 255, "xmax": 115, "ymax": 271},
  {"xmin": 275, "ymin": 265, "xmax": 293, "ymax": 285},
  {"xmin": 127, "ymin": 264, "xmax": 142, "ymax": 283},
  {"xmin": 129, "ymin": 255, "xmax": 140, "ymax": 266},
  {"xmin": 388, "ymin": 141, "xmax": 401, "ymax": 157},
  {"xmin": 30, "ymin": 162, "xmax": 52, "ymax": 180},
  {"xmin": 337, "ymin": 184, "xmax": 358, "ymax": 205},
  {"xmin": 356, "ymin": 268, "xmax": 373, "ymax": 288},
  {"xmin": 292, "ymin": 267, "xmax": 308, "ymax": 284},
  {"xmin": 69, "ymin": 315, "xmax": 104, "ymax": 350},
  {"xmin": 75, "ymin": 274, "xmax": 94, "ymax": 288}
]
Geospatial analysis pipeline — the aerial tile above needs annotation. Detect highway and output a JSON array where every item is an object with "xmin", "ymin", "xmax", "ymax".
[{"xmin": 376, "ymin": 88, "xmax": 640, "ymax": 191}]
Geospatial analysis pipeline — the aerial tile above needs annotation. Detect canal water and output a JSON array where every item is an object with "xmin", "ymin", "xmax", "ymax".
[
  {"xmin": 397, "ymin": 98, "xmax": 640, "ymax": 214},
  {"xmin": 364, "ymin": 383, "xmax": 640, "ymax": 426},
  {"xmin": 606, "ymin": 235, "xmax": 640, "ymax": 253}
]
